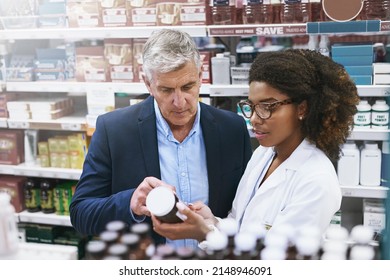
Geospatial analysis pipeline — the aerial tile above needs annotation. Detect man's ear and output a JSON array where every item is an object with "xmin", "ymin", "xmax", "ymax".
[{"xmin": 142, "ymin": 74, "xmax": 153, "ymax": 96}]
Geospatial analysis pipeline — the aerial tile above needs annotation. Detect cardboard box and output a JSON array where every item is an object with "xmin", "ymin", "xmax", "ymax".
[
  {"xmin": 0, "ymin": 175, "xmax": 27, "ymax": 212},
  {"xmin": 0, "ymin": 129, "xmax": 24, "ymax": 165}
]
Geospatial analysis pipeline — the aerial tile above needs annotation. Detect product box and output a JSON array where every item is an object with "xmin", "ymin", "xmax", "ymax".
[
  {"xmin": 132, "ymin": 38, "xmax": 147, "ymax": 82},
  {"xmin": 344, "ymin": 65, "xmax": 373, "ymax": 76},
  {"xmin": 350, "ymin": 75, "xmax": 372, "ymax": 85},
  {"xmin": 331, "ymin": 43, "xmax": 374, "ymax": 57},
  {"xmin": 373, "ymin": 63, "xmax": 390, "ymax": 74},
  {"xmin": 67, "ymin": 0, "xmax": 103, "ymax": 28},
  {"xmin": 34, "ymin": 48, "xmax": 68, "ymax": 81},
  {"xmin": 76, "ymin": 46, "xmax": 110, "ymax": 82},
  {"xmin": 126, "ymin": 0, "xmax": 156, "ymax": 26},
  {"xmin": 38, "ymin": 1, "xmax": 67, "ymax": 28},
  {"xmin": 332, "ymin": 55, "xmax": 374, "ymax": 66},
  {"xmin": 363, "ymin": 198, "xmax": 386, "ymax": 234},
  {"xmin": 0, "ymin": 175, "xmax": 27, "ymax": 212},
  {"xmin": 104, "ymin": 38, "xmax": 134, "ymax": 82},
  {"xmin": 199, "ymin": 51, "xmax": 210, "ymax": 84},
  {"xmin": 0, "ymin": 129, "xmax": 24, "ymax": 165},
  {"xmin": 374, "ymin": 74, "xmax": 390, "ymax": 85},
  {"xmin": 100, "ymin": 0, "xmax": 128, "ymax": 27}
]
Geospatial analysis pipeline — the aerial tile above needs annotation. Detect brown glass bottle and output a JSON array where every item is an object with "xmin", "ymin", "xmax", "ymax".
[
  {"xmin": 146, "ymin": 186, "xmax": 183, "ymax": 223},
  {"xmin": 40, "ymin": 179, "xmax": 55, "ymax": 214},
  {"xmin": 24, "ymin": 178, "xmax": 41, "ymax": 212}
]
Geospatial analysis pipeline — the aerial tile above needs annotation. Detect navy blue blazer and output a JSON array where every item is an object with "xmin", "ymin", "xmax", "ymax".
[{"xmin": 70, "ymin": 96, "xmax": 252, "ymax": 241}]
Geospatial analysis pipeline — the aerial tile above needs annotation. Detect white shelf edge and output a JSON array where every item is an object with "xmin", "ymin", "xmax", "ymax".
[
  {"xmin": 5, "ymin": 82, "xmax": 211, "ymax": 95},
  {"xmin": 14, "ymin": 164, "xmax": 82, "ymax": 180},
  {"xmin": 0, "ymin": 163, "xmax": 81, "ymax": 180},
  {"xmin": 0, "ymin": 25, "xmax": 207, "ymax": 40},
  {"xmin": 349, "ymin": 128, "xmax": 390, "ymax": 141},
  {"xmin": 357, "ymin": 85, "xmax": 390, "ymax": 97},
  {"xmin": 340, "ymin": 185, "xmax": 388, "ymax": 199},
  {"xmin": 18, "ymin": 210, "xmax": 72, "ymax": 227}
]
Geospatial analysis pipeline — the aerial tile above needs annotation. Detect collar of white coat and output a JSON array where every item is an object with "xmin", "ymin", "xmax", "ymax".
[{"xmin": 280, "ymin": 138, "xmax": 318, "ymax": 171}]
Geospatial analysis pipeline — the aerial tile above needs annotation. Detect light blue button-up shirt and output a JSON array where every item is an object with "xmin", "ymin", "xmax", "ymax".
[{"xmin": 154, "ymin": 100, "xmax": 209, "ymax": 249}]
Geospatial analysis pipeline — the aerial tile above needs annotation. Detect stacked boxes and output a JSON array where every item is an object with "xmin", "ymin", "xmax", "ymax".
[
  {"xmin": 331, "ymin": 43, "xmax": 374, "ymax": 85},
  {"xmin": 38, "ymin": 133, "xmax": 87, "ymax": 169},
  {"xmin": 373, "ymin": 63, "xmax": 390, "ymax": 85},
  {"xmin": 6, "ymin": 97, "xmax": 74, "ymax": 120}
]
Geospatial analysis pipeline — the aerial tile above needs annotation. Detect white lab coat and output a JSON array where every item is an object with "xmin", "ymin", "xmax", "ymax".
[{"xmin": 228, "ymin": 139, "xmax": 342, "ymax": 236}]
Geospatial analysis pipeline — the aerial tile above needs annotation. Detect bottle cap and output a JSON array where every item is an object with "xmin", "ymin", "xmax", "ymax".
[
  {"xmin": 234, "ymin": 232, "xmax": 256, "ymax": 252},
  {"xmin": 206, "ymin": 230, "xmax": 228, "ymax": 251},
  {"xmin": 350, "ymin": 225, "xmax": 374, "ymax": 244},
  {"xmin": 243, "ymin": 223, "xmax": 267, "ymax": 239},
  {"xmin": 146, "ymin": 186, "xmax": 176, "ymax": 217},
  {"xmin": 218, "ymin": 218, "xmax": 239, "ymax": 236},
  {"xmin": 216, "ymin": 53, "xmax": 224, "ymax": 58},
  {"xmin": 296, "ymin": 236, "xmax": 320, "ymax": 256},
  {"xmin": 325, "ymin": 226, "xmax": 349, "ymax": 241},
  {"xmin": 260, "ymin": 247, "xmax": 286, "ymax": 260}
]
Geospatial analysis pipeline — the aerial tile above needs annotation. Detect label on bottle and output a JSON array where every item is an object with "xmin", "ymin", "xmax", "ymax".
[
  {"xmin": 354, "ymin": 111, "xmax": 371, "ymax": 127},
  {"xmin": 371, "ymin": 111, "xmax": 389, "ymax": 128}
]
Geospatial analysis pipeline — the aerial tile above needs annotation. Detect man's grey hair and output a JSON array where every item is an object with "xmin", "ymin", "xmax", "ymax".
[{"xmin": 142, "ymin": 29, "xmax": 202, "ymax": 81}]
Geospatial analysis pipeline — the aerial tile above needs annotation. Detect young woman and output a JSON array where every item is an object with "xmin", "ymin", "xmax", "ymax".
[{"xmin": 152, "ymin": 49, "xmax": 360, "ymax": 244}]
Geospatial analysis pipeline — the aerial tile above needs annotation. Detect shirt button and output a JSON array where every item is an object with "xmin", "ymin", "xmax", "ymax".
[{"xmin": 181, "ymin": 172, "xmax": 186, "ymax": 177}]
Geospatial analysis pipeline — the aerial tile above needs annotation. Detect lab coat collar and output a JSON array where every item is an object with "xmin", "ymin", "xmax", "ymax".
[{"xmin": 255, "ymin": 139, "xmax": 316, "ymax": 193}]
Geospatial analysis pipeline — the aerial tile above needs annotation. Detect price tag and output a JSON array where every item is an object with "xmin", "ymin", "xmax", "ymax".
[
  {"xmin": 7, "ymin": 121, "xmax": 30, "ymax": 129},
  {"xmin": 61, "ymin": 123, "xmax": 82, "ymax": 131}
]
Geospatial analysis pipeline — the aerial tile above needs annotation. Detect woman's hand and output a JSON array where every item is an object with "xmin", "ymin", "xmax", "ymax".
[{"xmin": 151, "ymin": 201, "xmax": 217, "ymax": 242}]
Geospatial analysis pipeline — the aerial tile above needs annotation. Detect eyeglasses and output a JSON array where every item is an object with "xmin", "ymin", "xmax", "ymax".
[{"xmin": 238, "ymin": 98, "xmax": 295, "ymax": 120}]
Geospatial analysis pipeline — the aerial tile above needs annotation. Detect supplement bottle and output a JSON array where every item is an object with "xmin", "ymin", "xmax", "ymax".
[
  {"xmin": 354, "ymin": 100, "xmax": 372, "ymax": 129},
  {"xmin": 234, "ymin": 232, "xmax": 257, "ymax": 259},
  {"xmin": 146, "ymin": 186, "xmax": 183, "ymax": 223},
  {"xmin": 40, "ymin": 179, "xmax": 55, "ymax": 214},
  {"xmin": 362, "ymin": 0, "xmax": 390, "ymax": 20},
  {"xmin": 209, "ymin": 0, "xmax": 237, "ymax": 25},
  {"xmin": 381, "ymin": 141, "xmax": 390, "ymax": 187},
  {"xmin": 337, "ymin": 141, "xmax": 360, "ymax": 186},
  {"xmin": 280, "ymin": 0, "xmax": 311, "ymax": 23},
  {"xmin": 360, "ymin": 141, "xmax": 382, "ymax": 186},
  {"xmin": 0, "ymin": 193, "xmax": 19, "ymax": 257},
  {"xmin": 24, "ymin": 178, "xmax": 41, "ymax": 213},
  {"xmin": 243, "ymin": 0, "xmax": 273, "ymax": 24},
  {"xmin": 371, "ymin": 99, "xmax": 389, "ymax": 129},
  {"xmin": 211, "ymin": 53, "xmax": 231, "ymax": 85}
]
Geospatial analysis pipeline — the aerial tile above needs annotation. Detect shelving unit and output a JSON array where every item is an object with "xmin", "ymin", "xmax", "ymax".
[{"xmin": 0, "ymin": 20, "xmax": 389, "ymax": 231}]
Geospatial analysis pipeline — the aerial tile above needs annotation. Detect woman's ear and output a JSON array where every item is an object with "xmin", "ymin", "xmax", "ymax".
[{"xmin": 298, "ymin": 100, "xmax": 308, "ymax": 119}]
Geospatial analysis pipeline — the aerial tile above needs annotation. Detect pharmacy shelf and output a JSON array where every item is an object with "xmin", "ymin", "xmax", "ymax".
[
  {"xmin": 357, "ymin": 85, "xmax": 390, "ymax": 97},
  {"xmin": 0, "ymin": 25, "xmax": 207, "ymax": 40},
  {"xmin": 6, "ymin": 110, "xmax": 87, "ymax": 131},
  {"xmin": 5, "ymin": 81, "xmax": 211, "ymax": 95},
  {"xmin": 18, "ymin": 210, "xmax": 72, "ymax": 227},
  {"xmin": 0, "ymin": 163, "xmax": 81, "ymax": 180},
  {"xmin": 210, "ymin": 85, "xmax": 390, "ymax": 98},
  {"xmin": 349, "ymin": 128, "xmax": 390, "ymax": 141},
  {"xmin": 340, "ymin": 185, "xmax": 388, "ymax": 199}
]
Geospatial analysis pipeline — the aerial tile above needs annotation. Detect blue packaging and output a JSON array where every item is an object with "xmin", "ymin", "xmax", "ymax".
[
  {"xmin": 344, "ymin": 65, "xmax": 373, "ymax": 76},
  {"xmin": 332, "ymin": 55, "xmax": 374, "ymax": 66}
]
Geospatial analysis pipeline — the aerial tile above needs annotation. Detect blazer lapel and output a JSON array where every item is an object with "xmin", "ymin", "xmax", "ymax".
[{"xmin": 137, "ymin": 97, "xmax": 161, "ymax": 178}]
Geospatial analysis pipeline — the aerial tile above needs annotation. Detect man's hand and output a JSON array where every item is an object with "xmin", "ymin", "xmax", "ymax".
[
  {"xmin": 130, "ymin": 177, "xmax": 175, "ymax": 216},
  {"xmin": 151, "ymin": 201, "xmax": 217, "ymax": 242}
]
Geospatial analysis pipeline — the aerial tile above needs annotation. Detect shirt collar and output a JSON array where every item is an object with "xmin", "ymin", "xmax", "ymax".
[{"xmin": 154, "ymin": 99, "xmax": 201, "ymax": 140}]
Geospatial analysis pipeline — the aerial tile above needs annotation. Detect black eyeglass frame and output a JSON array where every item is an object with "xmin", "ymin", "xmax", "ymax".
[{"xmin": 238, "ymin": 98, "xmax": 296, "ymax": 120}]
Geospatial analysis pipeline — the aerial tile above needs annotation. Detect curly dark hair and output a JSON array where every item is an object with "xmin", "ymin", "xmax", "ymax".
[{"xmin": 249, "ymin": 49, "xmax": 360, "ymax": 160}]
